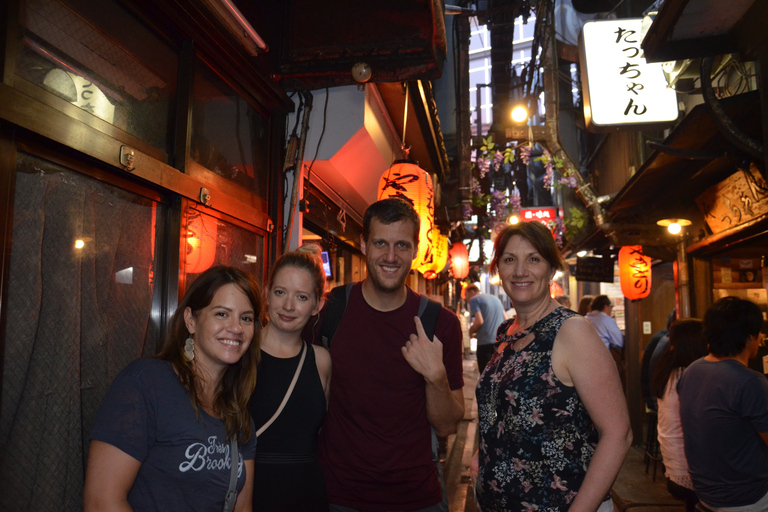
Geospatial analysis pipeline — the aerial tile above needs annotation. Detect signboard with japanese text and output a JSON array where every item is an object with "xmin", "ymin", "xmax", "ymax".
[
  {"xmin": 491, "ymin": 208, "xmax": 561, "ymax": 242},
  {"xmin": 579, "ymin": 19, "xmax": 679, "ymax": 132},
  {"xmin": 575, "ymin": 256, "xmax": 615, "ymax": 283},
  {"xmin": 695, "ymin": 164, "xmax": 768, "ymax": 235},
  {"xmin": 520, "ymin": 207, "xmax": 557, "ymax": 224}
]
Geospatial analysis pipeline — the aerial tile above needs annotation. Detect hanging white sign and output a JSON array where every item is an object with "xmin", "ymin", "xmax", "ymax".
[{"xmin": 579, "ymin": 19, "xmax": 678, "ymax": 132}]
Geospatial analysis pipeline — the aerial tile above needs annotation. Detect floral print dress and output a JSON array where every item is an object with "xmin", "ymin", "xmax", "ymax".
[{"xmin": 475, "ymin": 307, "xmax": 603, "ymax": 511}]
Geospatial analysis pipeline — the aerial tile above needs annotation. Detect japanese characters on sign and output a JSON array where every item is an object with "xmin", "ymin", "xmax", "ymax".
[
  {"xmin": 579, "ymin": 19, "xmax": 678, "ymax": 131},
  {"xmin": 695, "ymin": 164, "xmax": 768, "ymax": 235},
  {"xmin": 520, "ymin": 207, "xmax": 556, "ymax": 224}
]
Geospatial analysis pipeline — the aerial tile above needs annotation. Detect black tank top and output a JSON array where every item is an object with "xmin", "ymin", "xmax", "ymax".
[
  {"xmin": 248, "ymin": 341, "xmax": 329, "ymax": 511},
  {"xmin": 250, "ymin": 341, "xmax": 326, "ymax": 455}
]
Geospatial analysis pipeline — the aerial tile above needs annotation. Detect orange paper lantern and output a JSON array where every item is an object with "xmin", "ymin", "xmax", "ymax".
[
  {"xmin": 449, "ymin": 242, "xmax": 469, "ymax": 279},
  {"xmin": 378, "ymin": 160, "xmax": 434, "ymax": 271},
  {"xmin": 419, "ymin": 230, "xmax": 449, "ymax": 278},
  {"xmin": 619, "ymin": 245, "xmax": 652, "ymax": 300},
  {"xmin": 186, "ymin": 211, "xmax": 218, "ymax": 274}
]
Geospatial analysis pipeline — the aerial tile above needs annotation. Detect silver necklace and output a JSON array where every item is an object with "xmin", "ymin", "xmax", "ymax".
[{"xmin": 486, "ymin": 306, "xmax": 551, "ymax": 425}]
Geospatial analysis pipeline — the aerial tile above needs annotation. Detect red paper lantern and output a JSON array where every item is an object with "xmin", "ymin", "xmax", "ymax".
[
  {"xmin": 619, "ymin": 245, "xmax": 652, "ymax": 300},
  {"xmin": 186, "ymin": 211, "xmax": 217, "ymax": 274},
  {"xmin": 378, "ymin": 160, "xmax": 434, "ymax": 271},
  {"xmin": 449, "ymin": 242, "xmax": 469, "ymax": 279}
]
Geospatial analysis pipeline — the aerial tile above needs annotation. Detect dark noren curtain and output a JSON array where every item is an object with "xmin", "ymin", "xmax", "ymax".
[{"xmin": 0, "ymin": 152, "xmax": 162, "ymax": 511}]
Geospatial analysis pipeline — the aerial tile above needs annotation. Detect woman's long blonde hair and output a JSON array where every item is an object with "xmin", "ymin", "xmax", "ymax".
[{"xmin": 158, "ymin": 266, "xmax": 262, "ymax": 443}]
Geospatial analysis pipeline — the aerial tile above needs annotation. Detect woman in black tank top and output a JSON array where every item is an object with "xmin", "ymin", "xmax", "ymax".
[{"xmin": 248, "ymin": 245, "xmax": 331, "ymax": 511}]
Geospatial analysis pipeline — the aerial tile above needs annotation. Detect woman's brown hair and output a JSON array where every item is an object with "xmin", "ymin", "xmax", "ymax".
[{"xmin": 489, "ymin": 221, "xmax": 566, "ymax": 276}]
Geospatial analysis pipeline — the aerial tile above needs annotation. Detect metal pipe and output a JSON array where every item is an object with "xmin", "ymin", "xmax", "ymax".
[
  {"xmin": 700, "ymin": 57, "xmax": 763, "ymax": 160},
  {"xmin": 283, "ymin": 91, "xmax": 313, "ymax": 249},
  {"xmin": 676, "ymin": 236, "xmax": 691, "ymax": 318}
]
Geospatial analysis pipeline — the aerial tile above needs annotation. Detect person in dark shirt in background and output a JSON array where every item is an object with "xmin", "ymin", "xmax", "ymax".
[
  {"xmin": 678, "ymin": 297, "xmax": 768, "ymax": 511},
  {"xmin": 641, "ymin": 309, "xmax": 675, "ymax": 411}
]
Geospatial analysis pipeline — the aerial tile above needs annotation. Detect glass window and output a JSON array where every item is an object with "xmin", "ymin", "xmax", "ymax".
[
  {"xmin": 0, "ymin": 152, "xmax": 165, "ymax": 510},
  {"xmin": 15, "ymin": 0, "xmax": 178, "ymax": 156},
  {"xmin": 470, "ymin": 69, "xmax": 490, "ymax": 88},
  {"xmin": 181, "ymin": 204, "xmax": 264, "ymax": 294},
  {"xmin": 190, "ymin": 61, "xmax": 270, "ymax": 197},
  {"xmin": 517, "ymin": 18, "xmax": 536, "ymax": 41}
]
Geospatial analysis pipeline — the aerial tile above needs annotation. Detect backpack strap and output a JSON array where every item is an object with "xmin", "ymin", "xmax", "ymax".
[
  {"xmin": 417, "ymin": 295, "xmax": 442, "ymax": 342},
  {"xmin": 320, "ymin": 283, "xmax": 354, "ymax": 349},
  {"xmin": 321, "ymin": 286, "xmax": 442, "ymax": 346},
  {"xmin": 417, "ymin": 295, "xmax": 449, "ymax": 506}
]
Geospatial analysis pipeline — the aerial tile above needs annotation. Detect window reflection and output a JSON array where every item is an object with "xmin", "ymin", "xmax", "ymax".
[
  {"xmin": 190, "ymin": 61, "xmax": 269, "ymax": 196},
  {"xmin": 182, "ymin": 204, "xmax": 264, "ymax": 294},
  {"xmin": 15, "ymin": 0, "xmax": 178, "ymax": 155}
]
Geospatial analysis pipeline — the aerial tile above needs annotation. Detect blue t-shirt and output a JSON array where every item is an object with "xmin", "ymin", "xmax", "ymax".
[
  {"xmin": 90, "ymin": 358, "xmax": 257, "ymax": 511},
  {"xmin": 469, "ymin": 293, "xmax": 506, "ymax": 346},
  {"xmin": 678, "ymin": 358, "xmax": 768, "ymax": 508},
  {"xmin": 585, "ymin": 311, "xmax": 624, "ymax": 349}
]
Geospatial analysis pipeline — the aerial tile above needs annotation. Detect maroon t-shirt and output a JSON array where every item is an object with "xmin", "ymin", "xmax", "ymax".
[{"xmin": 316, "ymin": 283, "xmax": 464, "ymax": 511}]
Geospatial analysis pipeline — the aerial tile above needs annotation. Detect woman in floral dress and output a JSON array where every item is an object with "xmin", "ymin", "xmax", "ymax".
[{"xmin": 474, "ymin": 222, "xmax": 632, "ymax": 511}]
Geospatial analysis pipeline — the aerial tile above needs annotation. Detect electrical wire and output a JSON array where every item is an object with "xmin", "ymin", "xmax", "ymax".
[{"xmin": 306, "ymin": 87, "xmax": 329, "ymax": 176}]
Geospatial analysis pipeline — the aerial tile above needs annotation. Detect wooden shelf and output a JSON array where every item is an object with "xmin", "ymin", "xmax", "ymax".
[{"xmin": 714, "ymin": 282, "xmax": 765, "ymax": 289}]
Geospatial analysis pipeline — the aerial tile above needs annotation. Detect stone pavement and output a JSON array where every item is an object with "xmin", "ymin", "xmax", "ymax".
[{"xmin": 442, "ymin": 354, "xmax": 687, "ymax": 512}]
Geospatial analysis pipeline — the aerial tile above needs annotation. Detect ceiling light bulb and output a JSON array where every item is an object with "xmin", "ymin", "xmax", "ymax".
[
  {"xmin": 351, "ymin": 62, "xmax": 372, "ymax": 83},
  {"xmin": 577, "ymin": 250, "xmax": 587, "ymax": 257},
  {"xmin": 657, "ymin": 218, "xmax": 691, "ymax": 235}
]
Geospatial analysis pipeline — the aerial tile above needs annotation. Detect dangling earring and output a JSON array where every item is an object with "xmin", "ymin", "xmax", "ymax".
[{"xmin": 184, "ymin": 336, "xmax": 195, "ymax": 361}]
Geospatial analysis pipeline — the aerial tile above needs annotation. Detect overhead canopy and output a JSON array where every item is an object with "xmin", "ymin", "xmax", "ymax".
[
  {"xmin": 241, "ymin": 0, "xmax": 447, "ymax": 90},
  {"xmin": 642, "ymin": 0, "xmax": 767, "ymax": 63},
  {"xmin": 572, "ymin": 91, "xmax": 764, "ymax": 260}
]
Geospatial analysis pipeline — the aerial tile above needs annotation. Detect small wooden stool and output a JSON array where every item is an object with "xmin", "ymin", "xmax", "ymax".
[{"xmin": 644, "ymin": 410, "xmax": 663, "ymax": 481}]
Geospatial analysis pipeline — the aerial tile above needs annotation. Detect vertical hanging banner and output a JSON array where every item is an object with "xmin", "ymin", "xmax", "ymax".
[
  {"xmin": 579, "ymin": 18, "xmax": 678, "ymax": 132},
  {"xmin": 619, "ymin": 245, "xmax": 652, "ymax": 300}
]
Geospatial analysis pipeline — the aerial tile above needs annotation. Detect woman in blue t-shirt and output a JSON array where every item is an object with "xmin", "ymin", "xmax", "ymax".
[{"xmin": 84, "ymin": 266, "xmax": 262, "ymax": 512}]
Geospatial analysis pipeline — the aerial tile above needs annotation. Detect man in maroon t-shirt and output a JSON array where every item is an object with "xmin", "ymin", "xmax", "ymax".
[{"xmin": 317, "ymin": 198, "xmax": 465, "ymax": 512}]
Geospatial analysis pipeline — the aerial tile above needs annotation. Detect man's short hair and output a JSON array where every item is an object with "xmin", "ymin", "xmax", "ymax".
[
  {"xmin": 465, "ymin": 284, "xmax": 480, "ymax": 294},
  {"xmin": 555, "ymin": 295, "xmax": 571, "ymax": 307},
  {"xmin": 590, "ymin": 295, "xmax": 612, "ymax": 311},
  {"xmin": 362, "ymin": 198, "xmax": 420, "ymax": 244},
  {"xmin": 704, "ymin": 296, "xmax": 763, "ymax": 357}
]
